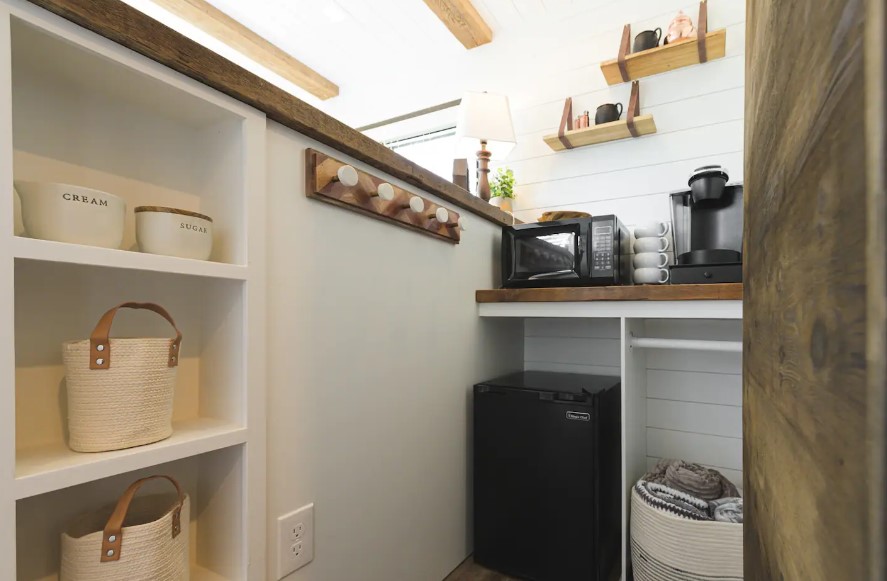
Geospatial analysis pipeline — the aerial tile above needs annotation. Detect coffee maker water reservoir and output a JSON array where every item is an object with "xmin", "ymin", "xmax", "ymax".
[{"xmin": 669, "ymin": 166, "xmax": 743, "ymax": 284}]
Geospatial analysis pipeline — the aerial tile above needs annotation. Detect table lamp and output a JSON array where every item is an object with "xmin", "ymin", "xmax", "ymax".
[{"xmin": 456, "ymin": 92, "xmax": 516, "ymax": 201}]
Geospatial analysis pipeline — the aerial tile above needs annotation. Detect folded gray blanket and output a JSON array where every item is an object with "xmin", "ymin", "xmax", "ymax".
[
  {"xmin": 645, "ymin": 459, "xmax": 740, "ymax": 501},
  {"xmin": 709, "ymin": 497, "xmax": 743, "ymax": 523},
  {"xmin": 634, "ymin": 480, "xmax": 713, "ymax": 521}
]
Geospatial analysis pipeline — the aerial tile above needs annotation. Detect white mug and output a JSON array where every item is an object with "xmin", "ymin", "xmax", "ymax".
[
  {"xmin": 633, "ymin": 252, "xmax": 669, "ymax": 269},
  {"xmin": 634, "ymin": 267, "xmax": 670, "ymax": 284},
  {"xmin": 634, "ymin": 236, "xmax": 669, "ymax": 253},
  {"xmin": 634, "ymin": 221, "xmax": 670, "ymax": 239}
]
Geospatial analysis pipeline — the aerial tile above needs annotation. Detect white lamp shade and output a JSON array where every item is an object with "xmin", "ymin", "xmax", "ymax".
[{"xmin": 456, "ymin": 92, "xmax": 516, "ymax": 159}]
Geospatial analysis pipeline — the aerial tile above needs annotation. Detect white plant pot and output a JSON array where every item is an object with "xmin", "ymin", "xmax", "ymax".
[
  {"xmin": 15, "ymin": 181, "xmax": 125, "ymax": 248},
  {"xmin": 136, "ymin": 206, "xmax": 214, "ymax": 261},
  {"xmin": 491, "ymin": 196, "xmax": 513, "ymax": 213}
]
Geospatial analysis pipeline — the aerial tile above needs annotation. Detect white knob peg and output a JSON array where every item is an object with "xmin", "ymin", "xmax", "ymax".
[
  {"xmin": 432, "ymin": 207, "xmax": 449, "ymax": 223},
  {"xmin": 408, "ymin": 196, "xmax": 425, "ymax": 213},
  {"xmin": 334, "ymin": 165, "xmax": 359, "ymax": 187},
  {"xmin": 376, "ymin": 182, "xmax": 395, "ymax": 201},
  {"xmin": 445, "ymin": 216, "xmax": 465, "ymax": 231}
]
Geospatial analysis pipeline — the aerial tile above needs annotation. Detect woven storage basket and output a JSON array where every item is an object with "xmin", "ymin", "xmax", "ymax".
[
  {"xmin": 631, "ymin": 487, "xmax": 743, "ymax": 581},
  {"xmin": 63, "ymin": 302, "xmax": 182, "ymax": 452},
  {"xmin": 61, "ymin": 475, "xmax": 189, "ymax": 581}
]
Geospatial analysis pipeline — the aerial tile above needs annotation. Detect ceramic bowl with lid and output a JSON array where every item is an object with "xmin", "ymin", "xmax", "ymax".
[
  {"xmin": 135, "ymin": 206, "xmax": 214, "ymax": 261},
  {"xmin": 688, "ymin": 165, "xmax": 729, "ymax": 203},
  {"xmin": 15, "ymin": 181, "xmax": 125, "ymax": 248}
]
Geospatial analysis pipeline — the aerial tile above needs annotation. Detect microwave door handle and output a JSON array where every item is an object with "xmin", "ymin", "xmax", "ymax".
[{"xmin": 528, "ymin": 269, "xmax": 579, "ymax": 280}]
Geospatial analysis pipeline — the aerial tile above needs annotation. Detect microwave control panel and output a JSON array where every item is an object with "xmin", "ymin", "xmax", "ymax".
[{"xmin": 591, "ymin": 224, "xmax": 614, "ymax": 273}]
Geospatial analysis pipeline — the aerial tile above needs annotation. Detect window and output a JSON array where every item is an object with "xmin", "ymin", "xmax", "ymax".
[
  {"xmin": 361, "ymin": 104, "xmax": 474, "ymax": 190},
  {"xmin": 384, "ymin": 126, "xmax": 458, "ymax": 181}
]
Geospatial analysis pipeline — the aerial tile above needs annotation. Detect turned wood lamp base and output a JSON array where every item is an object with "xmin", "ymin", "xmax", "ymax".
[{"xmin": 476, "ymin": 140, "xmax": 492, "ymax": 201}]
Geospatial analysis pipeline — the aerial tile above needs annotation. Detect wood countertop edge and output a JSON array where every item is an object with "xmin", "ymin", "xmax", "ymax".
[
  {"xmin": 475, "ymin": 283, "xmax": 743, "ymax": 303},
  {"xmin": 27, "ymin": 0, "xmax": 515, "ymax": 228}
]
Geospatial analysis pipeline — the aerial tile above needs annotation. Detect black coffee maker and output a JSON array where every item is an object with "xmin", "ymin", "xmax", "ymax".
[{"xmin": 669, "ymin": 165, "xmax": 743, "ymax": 284}]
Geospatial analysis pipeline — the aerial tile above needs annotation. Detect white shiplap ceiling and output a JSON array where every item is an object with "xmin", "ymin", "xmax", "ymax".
[{"xmin": 197, "ymin": 0, "xmax": 613, "ymax": 127}]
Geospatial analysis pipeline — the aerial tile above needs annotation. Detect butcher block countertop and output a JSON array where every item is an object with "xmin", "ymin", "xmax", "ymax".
[{"xmin": 475, "ymin": 283, "xmax": 743, "ymax": 303}]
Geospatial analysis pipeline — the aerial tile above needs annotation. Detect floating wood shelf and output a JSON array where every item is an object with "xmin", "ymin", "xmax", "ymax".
[
  {"xmin": 544, "ymin": 115, "xmax": 657, "ymax": 151},
  {"xmin": 600, "ymin": 31, "xmax": 726, "ymax": 85},
  {"xmin": 476, "ymin": 283, "xmax": 742, "ymax": 303},
  {"xmin": 544, "ymin": 81, "xmax": 655, "ymax": 152},
  {"xmin": 600, "ymin": 0, "xmax": 726, "ymax": 86}
]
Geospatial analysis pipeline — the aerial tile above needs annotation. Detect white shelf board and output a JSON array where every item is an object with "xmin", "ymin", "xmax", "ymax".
[
  {"xmin": 478, "ymin": 300, "xmax": 743, "ymax": 320},
  {"xmin": 13, "ymin": 237, "xmax": 248, "ymax": 280},
  {"xmin": 192, "ymin": 565, "xmax": 232, "ymax": 581},
  {"xmin": 15, "ymin": 417, "xmax": 247, "ymax": 499}
]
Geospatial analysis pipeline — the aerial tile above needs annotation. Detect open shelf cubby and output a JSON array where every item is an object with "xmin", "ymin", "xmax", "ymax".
[
  {"xmin": 10, "ymin": 16, "xmax": 249, "ymax": 266},
  {"xmin": 1, "ymin": 3, "xmax": 266, "ymax": 579},
  {"xmin": 13, "ymin": 261, "xmax": 247, "ymax": 498},
  {"xmin": 16, "ymin": 446, "xmax": 245, "ymax": 581}
]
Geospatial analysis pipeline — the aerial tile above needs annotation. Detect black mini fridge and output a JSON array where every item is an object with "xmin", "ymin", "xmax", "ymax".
[{"xmin": 473, "ymin": 371, "xmax": 621, "ymax": 581}]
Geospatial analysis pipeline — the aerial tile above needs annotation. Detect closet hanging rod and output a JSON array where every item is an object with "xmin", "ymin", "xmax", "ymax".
[{"xmin": 629, "ymin": 334, "xmax": 742, "ymax": 353}]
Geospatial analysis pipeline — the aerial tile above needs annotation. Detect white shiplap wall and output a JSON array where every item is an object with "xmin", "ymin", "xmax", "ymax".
[
  {"xmin": 524, "ymin": 318, "xmax": 743, "ymax": 489},
  {"xmin": 503, "ymin": 0, "xmax": 746, "ymax": 227}
]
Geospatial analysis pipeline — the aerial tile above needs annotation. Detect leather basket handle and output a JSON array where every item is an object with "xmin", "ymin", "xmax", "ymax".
[
  {"xmin": 100, "ymin": 475, "xmax": 185, "ymax": 563},
  {"xmin": 89, "ymin": 302, "xmax": 182, "ymax": 370}
]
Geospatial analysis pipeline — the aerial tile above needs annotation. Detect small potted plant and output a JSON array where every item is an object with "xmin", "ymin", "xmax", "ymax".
[{"xmin": 490, "ymin": 167, "xmax": 515, "ymax": 213}]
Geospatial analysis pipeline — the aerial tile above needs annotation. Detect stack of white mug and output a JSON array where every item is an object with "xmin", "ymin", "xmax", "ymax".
[{"xmin": 632, "ymin": 222, "xmax": 671, "ymax": 284}]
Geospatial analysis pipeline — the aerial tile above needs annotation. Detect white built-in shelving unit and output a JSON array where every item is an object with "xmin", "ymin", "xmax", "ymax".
[
  {"xmin": 480, "ymin": 301, "xmax": 743, "ymax": 581},
  {"xmin": 0, "ymin": 1, "xmax": 267, "ymax": 579}
]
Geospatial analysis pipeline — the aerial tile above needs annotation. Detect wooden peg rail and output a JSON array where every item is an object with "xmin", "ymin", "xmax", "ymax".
[{"xmin": 305, "ymin": 149, "xmax": 462, "ymax": 244}]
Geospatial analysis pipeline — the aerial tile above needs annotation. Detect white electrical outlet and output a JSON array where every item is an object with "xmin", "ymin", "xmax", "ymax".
[{"xmin": 276, "ymin": 503, "xmax": 314, "ymax": 579}]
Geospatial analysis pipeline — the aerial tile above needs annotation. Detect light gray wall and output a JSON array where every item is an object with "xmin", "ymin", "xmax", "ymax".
[{"xmin": 265, "ymin": 121, "xmax": 523, "ymax": 580}]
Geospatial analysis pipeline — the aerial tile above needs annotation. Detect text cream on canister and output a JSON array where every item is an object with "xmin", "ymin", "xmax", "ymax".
[{"xmin": 14, "ymin": 181, "xmax": 125, "ymax": 248}]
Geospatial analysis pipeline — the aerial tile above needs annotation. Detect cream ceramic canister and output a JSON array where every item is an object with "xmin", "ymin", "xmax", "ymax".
[
  {"xmin": 665, "ymin": 10, "xmax": 696, "ymax": 45},
  {"xmin": 135, "ymin": 206, "xmax": 214, "ymax": 260},
  {"xmin": 15, "ymin": 181, "xmax": 126, "ymax": 248}
]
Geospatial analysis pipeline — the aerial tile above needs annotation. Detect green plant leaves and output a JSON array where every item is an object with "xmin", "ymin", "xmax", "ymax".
[{"xmin": 490, "ymin": 167, "xmax": 515, "ymax": 198}]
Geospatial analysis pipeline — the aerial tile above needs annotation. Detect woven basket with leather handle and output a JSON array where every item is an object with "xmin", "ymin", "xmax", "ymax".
[
  {"xmin": 61, "ymin": 475, "xmax": 190, "ymax": 581},
  {"xmin": 63, "ymin": 303, "xmax": 182, "ymax": 452}
]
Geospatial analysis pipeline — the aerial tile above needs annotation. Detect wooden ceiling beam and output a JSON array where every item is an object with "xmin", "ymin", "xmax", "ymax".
[
  {"xmin": 422, "ymin": 0, "xmax": 492, "ymax": 49},
  {"xmin": 151, "ymin": 0, "xmax": 339, "ymax": 100}
]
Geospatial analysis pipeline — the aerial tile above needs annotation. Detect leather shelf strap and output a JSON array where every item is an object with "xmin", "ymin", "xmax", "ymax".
[
  {"xmin": 557, "ymin": 97, "xmax": 574, "ymax": 150},
  {"xmin": 617, "ymin": 24, "xmax": 631, "ymax": 82},
  {"xmin": 697, "ymin": 0, "xmax": 709, "ymax": 63},
  {"xmin": 100, "ymin": 475, "xmax": 185, "ymax": 563},
  {"xmin": 627, "ymin": 81, "xmax": 641, "ymax": 138},
  {"xmin": 89, "ymin": 302, "xmax": 183, "ymax": 370}
]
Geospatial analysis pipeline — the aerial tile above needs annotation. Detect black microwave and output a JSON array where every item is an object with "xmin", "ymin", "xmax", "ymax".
[{"xmin": 501, "ymin": 216, "xmax": 629, "ymax": 288}]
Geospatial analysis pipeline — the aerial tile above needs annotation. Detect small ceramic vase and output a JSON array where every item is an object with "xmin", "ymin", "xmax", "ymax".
[{"xmin": 665, "ymin": 10, "xmax": 696, "ymax": 45}]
